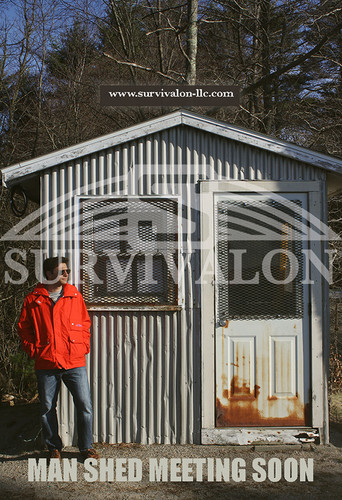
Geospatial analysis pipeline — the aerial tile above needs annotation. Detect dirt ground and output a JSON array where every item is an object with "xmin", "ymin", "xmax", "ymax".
[{"xmin": 1, "ymin": 402, "xmax": 342, "ymax": 499}]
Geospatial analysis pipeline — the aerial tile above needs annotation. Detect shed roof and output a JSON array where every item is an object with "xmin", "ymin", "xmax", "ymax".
[{"xmin": 2, "ymin": 109, "xmax": 342, "ymax": 188}]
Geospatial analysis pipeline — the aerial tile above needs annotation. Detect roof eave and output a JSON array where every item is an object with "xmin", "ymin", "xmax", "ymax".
[
  {"xmin": 2, "ymin": 111, "xmax": 184, "ymax": 187},
  {"xmin": 2, "ymin": 109, "xmax": 342, "ymax": 186}
]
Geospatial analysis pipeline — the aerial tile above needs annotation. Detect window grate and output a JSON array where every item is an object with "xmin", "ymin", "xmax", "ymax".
[
  {"xmin": 81, "ymin": 197, "xmax": 179, "ymax": 306},
  {"xmin": 215, "ymin": 198, "xmax": 304, "ymax": 321}
]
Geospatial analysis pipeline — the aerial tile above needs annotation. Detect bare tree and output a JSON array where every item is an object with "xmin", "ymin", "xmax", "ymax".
[
  {"xmin": 185, "ymin": 0, "xmax": 198, "ymax": 84},
  {"xmin": 100, "ymin": 0, "xmax": 200, "ymax": 84}
]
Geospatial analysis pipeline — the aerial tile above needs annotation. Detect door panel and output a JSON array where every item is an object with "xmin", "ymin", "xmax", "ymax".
[
  {"xmin": 214, "ymin": 193, "xmax": 310, "ymax": 427},
  {"xmin": 270, "ymin": 335, "xmax": 297, "ymax": 397}
]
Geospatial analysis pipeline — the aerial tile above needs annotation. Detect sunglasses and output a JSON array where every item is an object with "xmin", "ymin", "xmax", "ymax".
[{"xmin": 58, "ymin": 269, "xmax": 71, "ymax": 276}]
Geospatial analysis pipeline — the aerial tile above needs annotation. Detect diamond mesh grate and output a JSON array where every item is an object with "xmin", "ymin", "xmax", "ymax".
[
  {"xmin": 81, "ymin": 198, "xmax": 178, "ymax": 306},
  {"xmin": 215, "ymin": 198, "xmax": 304, "ymax": 321}
]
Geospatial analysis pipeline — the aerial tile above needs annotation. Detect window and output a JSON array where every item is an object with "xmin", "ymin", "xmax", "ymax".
[
  {"xmin": 215, "ymin": 198, "xmax": 304, "ymax": 321},
  {"xmin": 80, "ymin": 197, "xmax": 179, "ymax": 307}
]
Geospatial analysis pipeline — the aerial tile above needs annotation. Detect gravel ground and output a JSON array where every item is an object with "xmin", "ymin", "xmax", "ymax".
[
  {"xmin": 1, "ymin": 403, "xmax": 342, "ymax": 499},
  {"xmin": 1, "ymin": 439, "xmax": 342, "ymax": 498}
]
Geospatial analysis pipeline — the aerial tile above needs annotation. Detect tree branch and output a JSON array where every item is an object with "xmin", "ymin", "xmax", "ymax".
[
  {"xmin": 242, "ymin": 21, "xmax": 342, "ymax": 96},
  {"xmin": 102, "ymin": 52, "xmax": 180, "ymax": 82}
]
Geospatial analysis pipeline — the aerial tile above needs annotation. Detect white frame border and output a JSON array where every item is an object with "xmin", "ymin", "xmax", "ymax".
[
  {"xmin": 200, "ymin": 180, "xmax": 327, "ymax": 443},
  {"xmin": 74, "ymin": 194, "xmax": 184, "ymax": 310}
]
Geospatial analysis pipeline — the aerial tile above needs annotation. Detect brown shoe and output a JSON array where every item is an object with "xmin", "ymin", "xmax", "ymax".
[
  {"xmin": 49, "ymin": 449, "xmax": 62, "ymax": 461},
  {"xmin": 81, "ymin": 448, "xmax": 100, "ymax": 460}
]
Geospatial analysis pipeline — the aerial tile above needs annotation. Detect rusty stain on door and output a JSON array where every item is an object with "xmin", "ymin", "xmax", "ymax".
[
  {"xmin": 215, "ymin": 324, "xmax": 310, "ymax": 427},
  {"xmin": 216, "ymin": 397, "xmax": 309, "ymax": 427}
]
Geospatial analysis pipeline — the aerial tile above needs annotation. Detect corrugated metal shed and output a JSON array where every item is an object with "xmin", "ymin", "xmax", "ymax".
[{"xmin": 1, "ymin": 110, "xmax": 338, "ymax": 445}]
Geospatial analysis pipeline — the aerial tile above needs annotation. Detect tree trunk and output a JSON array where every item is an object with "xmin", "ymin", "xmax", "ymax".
[{"xmin": 185, "ymin": 0, "xmax": 198, "ymax": 85}]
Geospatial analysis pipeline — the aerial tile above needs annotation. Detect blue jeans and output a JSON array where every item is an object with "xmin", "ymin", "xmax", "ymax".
[{"xmin": 36, "ymin": 366, "xmax": 93, "ymax": 452}]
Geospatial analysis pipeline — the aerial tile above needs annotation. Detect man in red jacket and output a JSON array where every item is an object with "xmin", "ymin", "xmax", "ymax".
[{"xmin": 18, "ymin": 256, "xmax": 99, "ymax": 461}]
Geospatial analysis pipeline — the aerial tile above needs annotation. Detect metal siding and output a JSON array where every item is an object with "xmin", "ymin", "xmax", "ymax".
[{"xmin": 40, "ymin": 125, "xmax": 325, "ymax": 445}]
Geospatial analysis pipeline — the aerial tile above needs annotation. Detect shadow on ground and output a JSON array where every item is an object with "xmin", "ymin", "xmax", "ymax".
[
  {"xmin": 0, "ymin": 402, "xmax": 42, "ymax": 454},
  {"xmin": 1, "ymin": 401, "xmax": 342, "ymax": 454}
]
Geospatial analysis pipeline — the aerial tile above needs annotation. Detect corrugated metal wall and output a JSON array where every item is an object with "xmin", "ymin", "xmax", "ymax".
[{"xmin": 40, "ymin": 125, "xmax": 325, "ymax": 445}]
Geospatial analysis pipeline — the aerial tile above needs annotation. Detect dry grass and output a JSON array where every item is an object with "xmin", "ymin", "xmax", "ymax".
[
  {"xmin": 329, "ymin": 298, "xmax": 342, "ymax": 424},
  {"xmin": 330, "ymin": 392, "xmax": 342, "ymax": 424},
  {"xmin": 329, "ymin": 340, "xmax": 342, "ymax": 393},
  {"xmin": 329, "ymin": 299, "xmax": 342, "ymax": 390}
]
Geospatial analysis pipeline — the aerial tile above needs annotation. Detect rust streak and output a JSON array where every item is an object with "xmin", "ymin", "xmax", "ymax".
[
  {"xmin": 230, "ymin": 375, "xmax": 251, "ymax": 396},
  {"xmin": 221, "ymin": 372, "xmax": 228, "ymax": 387},
  {"xmin": 227, "ymin": 376, "xmax": 258, "ymax": 401}
]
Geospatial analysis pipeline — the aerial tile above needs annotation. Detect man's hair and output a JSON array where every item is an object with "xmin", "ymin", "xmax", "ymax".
[{"xmin": 43, "ymin": 257, "xmax": 69, "ymax": 278}]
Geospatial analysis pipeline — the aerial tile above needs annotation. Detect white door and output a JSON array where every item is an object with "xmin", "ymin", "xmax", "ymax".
[{"xmin": 214, "ymin": 193, "xmax": 310, "ymax": 427}]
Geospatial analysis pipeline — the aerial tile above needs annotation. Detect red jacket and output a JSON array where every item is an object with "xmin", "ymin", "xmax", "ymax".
[{"xmin": 18, "ymin": 283, "xmax": 91, "ymax": 370}]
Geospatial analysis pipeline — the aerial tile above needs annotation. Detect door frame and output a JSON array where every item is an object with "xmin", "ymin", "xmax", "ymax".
[{"xmin": 200, "ymin": 180, "xmax": 328, "ymax": 444}]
